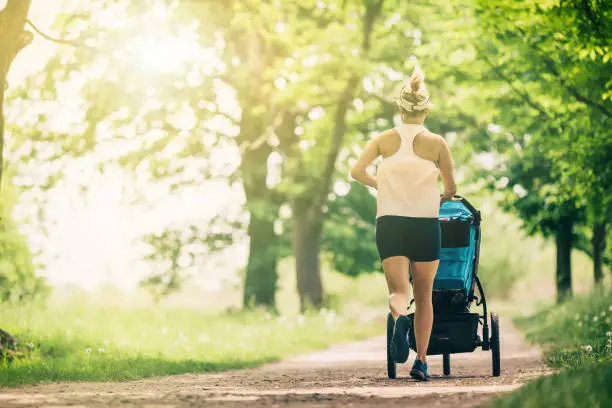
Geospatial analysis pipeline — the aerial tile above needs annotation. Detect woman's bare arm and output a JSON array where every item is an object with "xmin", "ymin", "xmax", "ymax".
[
  {"xmin": 437, "ymin": 136, "xmax": 457, "ymax": 200},
  {"xmin": 350, "ymin": 137, "xmax": 380, "ymax": 189}
]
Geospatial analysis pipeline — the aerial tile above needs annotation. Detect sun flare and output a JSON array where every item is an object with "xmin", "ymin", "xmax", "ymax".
[{"xmin": 129, "ymin": 35, "xmax": 194, "ymax": 74}]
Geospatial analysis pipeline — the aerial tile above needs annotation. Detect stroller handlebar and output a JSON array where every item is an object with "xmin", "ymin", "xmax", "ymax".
[{"xmin": 443, "ymin": 195, "xmax": 481, "ymax": 223}]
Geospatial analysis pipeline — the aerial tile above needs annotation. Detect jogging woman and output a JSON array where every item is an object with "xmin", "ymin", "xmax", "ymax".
[{"xmin": 350, "ymin": 67, "xmax": 457, "ymax": 381}]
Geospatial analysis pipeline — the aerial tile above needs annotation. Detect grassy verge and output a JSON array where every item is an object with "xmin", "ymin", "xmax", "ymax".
[
  {"xmin": 515, "ymin": 285, "xmax": 611, "ymax": 368},
  {"xmin": 0, "ymin": 303, "xmax": 381, "ymax": 387},
  {"xmin": 488, "ymin": 286, "xmax": 612, "ymax": 407},
  {"xmin": 489, "ymin": 361, "xmax": 612, "ymax": 408}
]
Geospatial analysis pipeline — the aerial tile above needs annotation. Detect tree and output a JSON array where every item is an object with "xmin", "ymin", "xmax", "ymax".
[
  {"xmin": 279, "ymin": 0, "xmax": 386, "ymax": 310},
  {"xmin": 22, "ymin": 0, "xmax": 409, "ymax": 311},
  {"xmin": 286, "ymin": 0, "xmax": 495, "ymax": 309},
  {"xmin": 486, "ymin": 147, "xmax": 585, "ymax": 302},
  {"xmin": 474, "ymin": 0, "xmax": 612, "ymax": 299},
  {"xmin": 0, "ymin": 0, "xmax": 33, "ymax": 188},
  {"xmin": 9, "ymin": 0, "xmax": 283, "ymax": 308}
]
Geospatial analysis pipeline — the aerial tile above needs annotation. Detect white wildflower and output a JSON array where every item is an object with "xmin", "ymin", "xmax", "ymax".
[
  {"xmin": 583, "ymin": 345, "xmax": 593, "ymax": 353},
  {"xmin": 607, "ymin": 331, "xmax": 612, "ymax": 337},
  {"xmin": 487, "ymin": 123, "xmax": 502, "ymax": 134},
  {"xmin": 594, "ymin": 316, "xmax": 599, "ymax": 322},
  {"xmin": 496, "ymin": 177, "xmax": 510, "ymax": 189},
  {"xmin": 28, "ymin": 342, "xmax": 34, "ymax": 349},
  {"xmin": 601, "ymin": 311, "xmax": 606, "ymax": 317},
  {"xmin": 513, "ymin": 184, "xmax": 527, "ymax": 198},
  {"xmin": 578, "ymin": 321, "xmax": 583, "ymax": 327},
  {"xmin": 98, "ymin": 348, "xmax": 105, "ymax": 353},
  {"xmin": 325, "ymin": 310, "xmax": 337, "ymax": 326},
  {"xmin": 85, "ymin": 348, "xmax": 92, "ymax": 354}
]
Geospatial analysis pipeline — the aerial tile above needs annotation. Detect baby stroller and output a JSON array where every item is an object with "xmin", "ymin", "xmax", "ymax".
[{"xmin": 386, "ymin": 197, "xmax": 501, "ymax": 378}]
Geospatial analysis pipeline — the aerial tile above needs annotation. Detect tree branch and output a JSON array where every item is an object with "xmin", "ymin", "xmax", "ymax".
[
  {"xmin": 479, "ymin": 52, "xmax": 553, "ymax": 121},
  {"xmin": 318, "ymin": 75, "xmax": 359, "ymax": 208},
  {"xmin": 26, "ymin": 19, "xmax": 93, "ymax": 48},
  {"xmin": 316, "ymin": 0, "xmax": 386, "ymax": 209},
  {"xmin": 513, "ymin": 25, "xmax": 611, "ymax": 118},
  {"xmin": 275, "ymin": 110, "xmax": 299, "ymax": 156},
  {"xmin": 580, "ymin": 0, "xmax": 605, "ymax": 41},
  {"xmin": 362, "ymin": 0, "xmax": 385, "ymax": 52}
]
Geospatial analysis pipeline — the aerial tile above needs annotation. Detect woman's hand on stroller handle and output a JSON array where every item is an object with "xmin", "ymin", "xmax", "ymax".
[{"xmin": 440, "ymin": 193, "xmax": 461, "ymax": 205}]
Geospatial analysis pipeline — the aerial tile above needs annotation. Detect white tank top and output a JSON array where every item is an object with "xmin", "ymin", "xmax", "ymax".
[{"xmin": 376, "ymin": 124, "xmax": 440, "ymax": 219}]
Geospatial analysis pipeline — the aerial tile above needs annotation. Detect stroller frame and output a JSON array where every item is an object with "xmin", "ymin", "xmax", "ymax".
[{"xmin": 386, "ymin": 196, "xmax": 501, "ymax": 378}]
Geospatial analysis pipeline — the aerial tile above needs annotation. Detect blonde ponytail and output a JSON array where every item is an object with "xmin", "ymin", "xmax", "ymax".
[{"xmin": 409, "ymin": 66, "xmax": 425, "ymax": 93}]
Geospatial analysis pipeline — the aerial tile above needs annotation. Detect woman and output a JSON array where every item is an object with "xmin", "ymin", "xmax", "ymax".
[{"xmin": 350, "ymin": 67, "xmax": 457, "ymax": 381}]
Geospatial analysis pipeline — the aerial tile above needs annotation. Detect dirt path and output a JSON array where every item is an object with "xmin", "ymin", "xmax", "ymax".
[{"xmin": 0, "ymin": 318, "xmax": 550, "ymax": 407}]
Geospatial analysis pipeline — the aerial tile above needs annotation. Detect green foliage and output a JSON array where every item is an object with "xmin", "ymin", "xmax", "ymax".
[
  {"xmin": 323, "ymin": 183, "xmax": 378, "ymax": 277},
  {"xmin": 17, "ymin": 0, "xmax": 397, "ymax": 300},
  {"xmin": 488, "ymin": 361, "xmax": 612, "ymax": 408},
  {"xmin": 471, "ymin": 0, "xmax": 612, "ymax": 288},
  {"xmin": 515, "ymin": 285, "xmax": 612, "ymax": 368},
  {"xmin": 0, "ymin": 302, "xmax": 380, "ymax": 387},
  {"xmin": 141, "ymin": 218, "xmax": 241, "ymax": 301},
  {"xmin": 477, "ymin": 209, "xmax": 531, "ymax": 299},
  {"xmin": 0, "ymin": 183, "xmax": 47, "ymax": 303},
  {"xmin": 9, "ymin": 0, "xmax": 611, "ymax": 306},
  {"xmin": 475, "ymin": 0, "xmax": 612, "ymax": 205}
]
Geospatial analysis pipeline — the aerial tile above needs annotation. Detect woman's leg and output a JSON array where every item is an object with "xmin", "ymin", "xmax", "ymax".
[
  {"xmin": 382, "ymin": 256, "xmax": 411, "ymax": 319},
  {"xmin": 411, "ymin": 260, "xmax": 439, "ymax": 363}
]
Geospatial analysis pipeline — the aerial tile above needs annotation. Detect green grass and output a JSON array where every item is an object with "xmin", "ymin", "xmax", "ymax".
[
  {"xmin": 515, "ymin": 285, "xmax": 612, "ymax": 368},
  {"xmin": 0, "ymin": 303, "xmax": 382, "ymax": 387},
  {"xmin": 489, "ymin": 361, "xmax": 612, "ymax": 408},
  {"xmin": 487, "ymin": 286, "xmax": 612, "ymax": 408}
]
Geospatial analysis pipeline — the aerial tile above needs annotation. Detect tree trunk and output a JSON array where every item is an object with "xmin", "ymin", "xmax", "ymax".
[
  {"xmin": 240, "ymin": 110, "xmax": 280, "ymax": 309},
  {"xmin": 0, "ymin": 0, "xmax": 33, "ymax": 188},
  {"xmin": 292, "ymin": 199, "xmax": 324, "ymax": 312},
  {"xmin": 291, "ymin": 1, "xmax": 385, "ymax": 308},
  {"xmin": 242, "ymin": 200, "xmax": 279, "ymax": 309},
  {"xmin": 555, "ymin": 216, "xmax": 573, "ymax": 302},
  {"xmin": 0, "ymin": 74, "xmax": 5, "ymax": 184},
  {"xmin": 592, "ymin": 221, "xmax": 606, "ymax": 285},
  {"xmin": 0, "ymin": 0, "xmax": 33, "ymax": 340}
]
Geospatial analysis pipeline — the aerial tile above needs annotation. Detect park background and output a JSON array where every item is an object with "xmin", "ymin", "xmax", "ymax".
[{"xmin": 0, "ymin": 0, "xmax": 610, "ymax": 406}]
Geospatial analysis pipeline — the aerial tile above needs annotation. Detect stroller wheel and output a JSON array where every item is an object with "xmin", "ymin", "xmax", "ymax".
[
  {"xmin": 443, "ymin": 353, "xmax": 451, "ymax": 376},
  {"xmin": 490, "ymin": 311, "xmax": 501, "ymax": 377},
  {"xmin": 386, "ymin": 313, "xmax": 397, "ymax": 379}
]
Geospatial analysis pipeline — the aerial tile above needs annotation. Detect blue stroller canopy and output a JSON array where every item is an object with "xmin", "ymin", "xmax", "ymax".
[{"xmin": 434, "ymin": 200, "xmax": 479, "ymax": 296}]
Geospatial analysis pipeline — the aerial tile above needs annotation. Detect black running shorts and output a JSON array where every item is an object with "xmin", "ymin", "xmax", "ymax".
[{"xmin": 375, "ymin": 215, "xmax": 441, "ymax": 262}]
